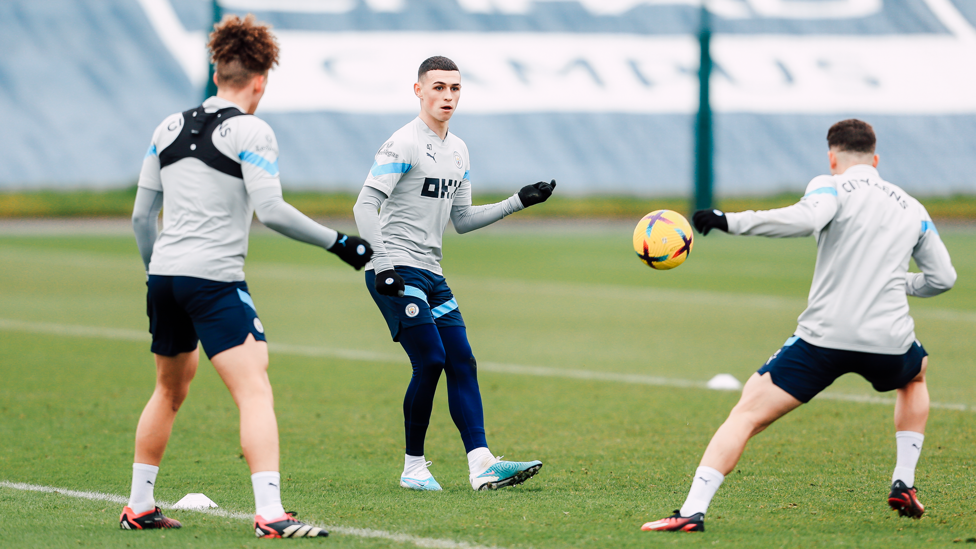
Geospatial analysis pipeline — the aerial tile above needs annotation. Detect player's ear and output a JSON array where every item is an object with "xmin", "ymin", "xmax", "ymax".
[
  {"xmin": 828, "ymin": 150, "xmax": 838, "ymax": 172},
  {"xmin": 872, "ymin": 154, "xmax": 879, "ymax": 168},
  {"xmin": 414, "ymin": 81, "xmax": 422, "ymax": 99}
]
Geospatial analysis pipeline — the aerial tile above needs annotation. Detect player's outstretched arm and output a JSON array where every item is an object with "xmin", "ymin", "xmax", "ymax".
[
  {"xmin": 906, "ymin": 219, "xmax": 956, "ymax": 297},
  {"xmin": 251, "ymin": 186, "xmax": 373, "ymax": 270},
  {"xmin": 450, "ymin": 179, "xmax": 557, "ymax": 234},
  {"xmin": 709, "ymin": 177, "xmax": 839, "ymax": 238},
  {"xmin": 131, "ymin": 187, "xmax": 163, "ymax": 271},
  {"xmin": 353, "ymin": 186, "xmax": 404, "ymax": 297}
]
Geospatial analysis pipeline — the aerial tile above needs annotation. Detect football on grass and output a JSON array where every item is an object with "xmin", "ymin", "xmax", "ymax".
[{"xmin": 632, "ymin": 210, "xmax": 694, "ymax": 270}]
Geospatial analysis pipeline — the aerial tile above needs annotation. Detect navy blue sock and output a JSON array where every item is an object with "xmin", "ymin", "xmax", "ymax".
[
  {"xmin": 398, "ymin": 324, "xmax": 446, "ymax": 456},
  {"xmin": 438, "ymin": 326, "xmax": 487, "ymax": 452}
]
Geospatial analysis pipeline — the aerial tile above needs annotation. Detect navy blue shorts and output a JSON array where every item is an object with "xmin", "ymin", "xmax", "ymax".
[
  {"xmin": 758, "ymin": 336, "xmax": 927, "ymax": 403},
  {"xmin": 147, "ymin": 275, "xmax": 267, "ymax": 359},
  {"xmin": 365, "ymin": 266, "xmax": 465, "ymax": 341}
]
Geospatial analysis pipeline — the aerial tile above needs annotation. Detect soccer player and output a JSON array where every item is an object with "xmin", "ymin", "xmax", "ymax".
[
  {"xmin": 353, "ymin": 56, "xmax": 555, "ymax": 491},
  {"xmin": 122, "ymin": 14, "xmax": 371, "ymax": 538},
  {"xmin": 642, "ymin": 119, "xmax": 956, "ymax": 532}
]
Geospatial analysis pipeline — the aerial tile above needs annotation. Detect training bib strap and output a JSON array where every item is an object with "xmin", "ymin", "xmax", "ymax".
[{"xmin": 158, "ymin": 105, "xmax": 250, "ymax": 179}]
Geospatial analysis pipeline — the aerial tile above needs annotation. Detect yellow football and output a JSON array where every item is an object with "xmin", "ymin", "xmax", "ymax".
[{"xmin": 632, "ymin": 210, "xmax": 694, "ymax": 270}]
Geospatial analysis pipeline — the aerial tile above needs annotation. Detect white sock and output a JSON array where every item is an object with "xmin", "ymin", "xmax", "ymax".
[
  {"xmin": 251, "ymin": 471, "xmax": 285, "ymax": 521},
  {"xmin": 893, "ymin": 431, "xmax": 924, "ymax": 488},
  {"xmin": 128, "ymin": 463, "xmax": 159, "ymax": 514},
  {"xmin": 403, "ymin": 454, "xmax": 432, "ymax": 479},
  {"xmin": 680, "ymin": 466, "xmax": 725, "ymax": 517},
  {"xmin": 467, "ymin": 447, "xmax": 494, "ymax": 474}
]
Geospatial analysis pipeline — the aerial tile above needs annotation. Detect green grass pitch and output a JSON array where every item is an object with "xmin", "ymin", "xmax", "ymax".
[{"xmin": 0, "ymin": 222, "xmax": 974, "ymax": 548}]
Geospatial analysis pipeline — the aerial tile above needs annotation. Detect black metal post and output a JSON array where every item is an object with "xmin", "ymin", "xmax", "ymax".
[
  {"xmin": 203, "ymin": 0, "xmax": 222, "ymax": 100},
  {"xmin": 693, "ymin": 4, "xmax": 714, "ymax": 213}
]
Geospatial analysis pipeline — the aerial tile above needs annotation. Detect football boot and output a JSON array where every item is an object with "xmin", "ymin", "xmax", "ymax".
[
  {"xmin": 119, "ymin": 506, "xmax": 182, "ymax": 530},
  {"xmin": 470, "ymin": 456, "xmax": 542, "ymax": 491},
  {"xmin": 254, "ymin": 512, "xmax": 328, "ymax": 538},
  {"xmin": 888, "ymin": 480, "xmax": 925, "ymax": 518},
  {"xmin": 641, "ymin": 510, "xmax": 705, "ymax": 532},
  {"xmin": 400, "ymin": 460, "xmax": 443, "ymax": 491}
]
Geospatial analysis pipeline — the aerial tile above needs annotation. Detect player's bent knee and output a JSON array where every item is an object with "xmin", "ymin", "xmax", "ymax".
[
  {"xmin": 168, "ymin": 392, "xmax": 189, "ymax": 412},
  {"xmin": 456, "ymin": 354, "xmax": 476, "ymax": 374},
  {"xmin": 420, "ymin": 347, "xmax": 448, "ymax": 370},
  {"xmin": 414, "ymin": 350, "xmax": 447, "ymax": 373},
  {"xmin": 154, "ymin": 383, "xmax": 190, "ymax": 412},
  {"xmin": 226, "ymin": 384, "xmax": 274, "ymax": 411},
  {"xmin": 728, "ymin": 382, "xmax": 800, "ymax": 433},
  {"xmin": 728, "ymin": 406, "xmax": 775, "ymax": 432}
]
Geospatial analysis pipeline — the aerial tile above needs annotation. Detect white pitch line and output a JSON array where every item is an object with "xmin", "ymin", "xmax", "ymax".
[
  {"xmin": 0, "ymin": 317, "xmax": 971, "ymax": 412},
  {"xmin": 0, "ymin": 481, "xmax": 499, "ymax": 549},
  {"xmin": 0, "ymin": 318, "xmax": 148, "ymax": 342},
  {"xmin": 0, "ymin": 481, "xmax": 128, "ymax": 505}
]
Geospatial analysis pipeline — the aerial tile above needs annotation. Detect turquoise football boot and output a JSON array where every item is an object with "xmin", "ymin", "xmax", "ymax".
[
  {"xmin": 470, "ymin": 457, "xmax": 543, "ymax": 490},
  {"xmin": 399, "ymin": 461, "xmax": 443, "ymax": 491}
]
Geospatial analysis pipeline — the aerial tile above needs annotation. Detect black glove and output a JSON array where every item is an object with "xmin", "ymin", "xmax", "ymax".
[
  {"xmin": 518, "ymin": 179, "xmax": 557, "ymax": 208},
  {"xmin": 692, "ymin": 209, "xmax": 729, "ymax": 236},
  {"xmin": 328, "ymin": 232, "xmax": 373, "ymax": 270},
  {"xmin": 374, "ymin": 268, "xmax": 405, "ymax": 297}
]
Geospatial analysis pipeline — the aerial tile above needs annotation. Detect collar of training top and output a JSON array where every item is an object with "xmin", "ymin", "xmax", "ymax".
[
  {"xmin": 203, "ymin": 95, "xmax": 247, "ymax": 114},
  {"xmin": 841, "ymin": 164, "xmax": 880, "ymax": 178},
  {"xmin": 416, "ymin": 117, "xmax": 451, "ymax": 143}
]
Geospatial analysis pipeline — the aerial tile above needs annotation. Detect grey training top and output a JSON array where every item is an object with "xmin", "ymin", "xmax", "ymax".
[
  {"xmin": 726, "ymin": 164, "xmax": 956, "ymax": 354},
  {"xmin": 354, "ymin": 117, "xmax": 523, "ymax": 275},
  {"xmin": 135, "ymin": 96, "xmax": 338, "ymax": 281}
]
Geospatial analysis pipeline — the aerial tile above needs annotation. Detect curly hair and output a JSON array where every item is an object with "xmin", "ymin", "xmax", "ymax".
[
  {"xmin": 827, "ymin": 119, "xmax": 876, "ymax": 154},
  {"xmin": 207, "ymin": 14, "xmax": 280, "ymax": 89}
]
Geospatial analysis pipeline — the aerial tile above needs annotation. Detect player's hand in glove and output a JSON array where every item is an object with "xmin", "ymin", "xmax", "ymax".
[
  {"xmin": 374, "ymin": 268, "xmax": 405, "ymax": 297},
  {"xmin": 328, "ymin": 232, "xmax": 373, "ymax": 270},
  {"xmin": 692, "ymin": 209, "xmax": 729, "ymax": 236},
  {"xmin": 518, "ymin": 179, "xmax": 557, "ymax": 208}
]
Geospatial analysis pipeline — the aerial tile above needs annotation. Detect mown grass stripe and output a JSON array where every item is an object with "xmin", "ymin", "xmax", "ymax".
[
  {"xmin": 1, "ymin": 245, "xmax": 973, "ymax": 324},
  {"xmin": 0, "ymin": 481, "xmax": 499, "ymax": 549},
  {"xmin": 1, "ymin": 317, "xmax": 970, "ymax": 412}
]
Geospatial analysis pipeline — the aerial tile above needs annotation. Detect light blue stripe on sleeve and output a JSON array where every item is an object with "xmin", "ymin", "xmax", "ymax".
[
  {"xmin": 463, "ymin": 170, "xmax": 470, "ymax": 180},
  {"xmin": 370, "ymin": 162, "xmax": 412, "ymax": 177},
  {"xmin": 921, "ymin": 220, "xmax": 939, "ymax": 236},
  {"xmin": 237, "ymin": 288, "xmax": 257, "ymax": 312},
  {"xmin": 239, "ymin": 151, "xmax": 279, "ymax": 176},
  {"xmin": 403, "ymin": 285, "xmax": 428, "ymax": 304},
  {"xmin": 803, "ymin": 187, "xmax": 838, "ymax": 198},
  {"xmin": 145, "ymin": 144, "xmax": 157, "ymax": 158},
  {"xmin": 431, "ymin": 298, "xmax": 458, "ymax": 319}
]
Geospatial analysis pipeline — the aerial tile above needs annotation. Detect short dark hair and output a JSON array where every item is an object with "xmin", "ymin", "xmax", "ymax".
[
  {"xmin": 827, "ymin": 119, "xmax": 876, "ymax": 154},
  {"xmin": 208, "ymin": 14, "xmax": 280, "ymax": 89},
  {"xmin": 418, "ymin": 56, "xmax": 459, "ymax": 81}
]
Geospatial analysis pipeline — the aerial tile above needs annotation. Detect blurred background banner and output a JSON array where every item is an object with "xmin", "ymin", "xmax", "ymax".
[{"xmin": 2, "ymin": 0, "xmax": 975, "ymax": 194}]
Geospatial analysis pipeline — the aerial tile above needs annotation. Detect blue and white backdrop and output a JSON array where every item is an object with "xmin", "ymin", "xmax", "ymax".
[{"xmin": 2, "ymin": 0, "xmax": 974, "ymax": 194}]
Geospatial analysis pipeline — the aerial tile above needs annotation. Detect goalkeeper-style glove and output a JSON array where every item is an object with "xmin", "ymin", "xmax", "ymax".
[
  {"xmin": 374, "ymin": 268, "xmax": 405, "ymax": 297},
  {"xmin": 328, "ymin": 232, "xmax": 373, "ymax": 270},
  {"xmin": 692, "ymin": 209, "xmax": 729, "ymax": 236},
  {"xmin": 518, "ymin": 179, "xmax": 557, "ymax": 208}
]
